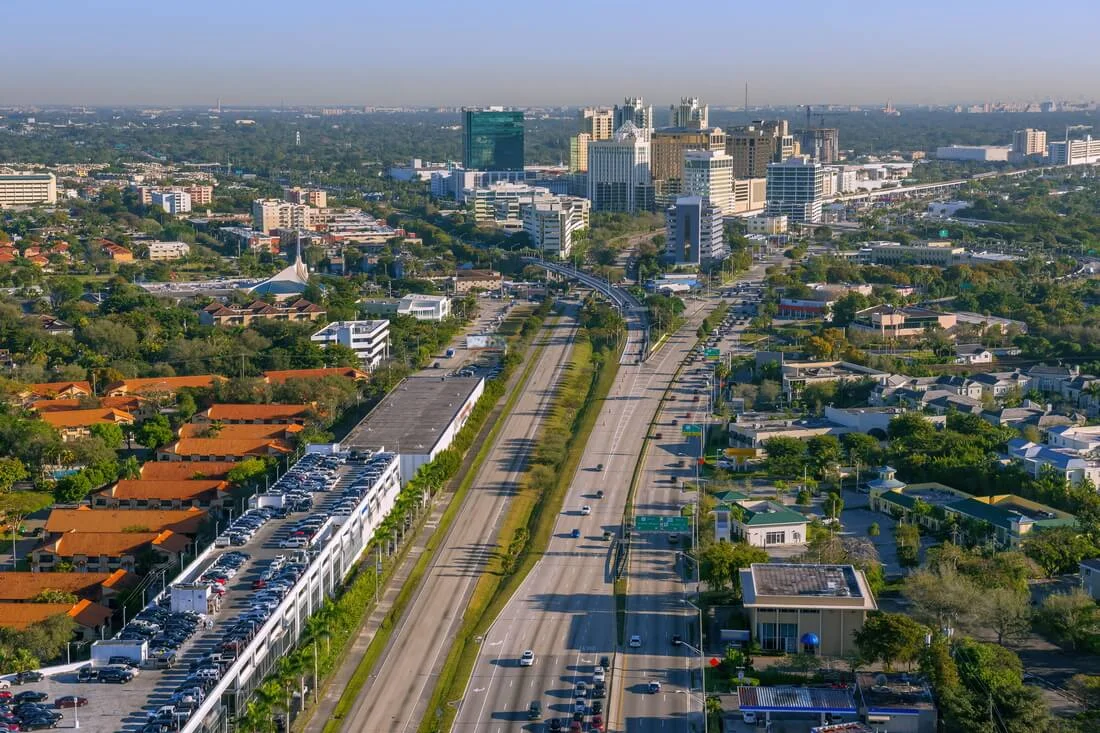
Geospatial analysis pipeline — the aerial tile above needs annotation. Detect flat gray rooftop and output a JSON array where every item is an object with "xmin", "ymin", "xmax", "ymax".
[
  {"xmin": 344, "ymin": 374, "xmax": 483, "ymax": 455},
  {"xmin": 750, "ymin": 563, "xmax": 863, "ymax": 598}
]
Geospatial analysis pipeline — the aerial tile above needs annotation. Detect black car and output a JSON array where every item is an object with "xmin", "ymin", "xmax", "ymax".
[
  {"xmin": 592, "ymin": 682, "xmax": 606, "ymax": 699},
  {"xmin": 548, "ymin": 720, "xmax": 563, "ymax": 733},
  {"xmin": 599, "ymin": 656, "xmax": 610, "ymax": 670},
  {"xmin": 591, "ymin": 701, "xmax": 603, "ymax": 715},
  {"xmin": 99, "ymin": 670, "xmax": 134, "ymax": 684},
  {"xmin": 20, "ymin": 717, "xmax": 59, "ymax": 730},
  {"xmin": 14, "ymin": 671, "xmax": 43, "ymax": 685},
  {"xmin": 14, "ymin": 692, "xmax": 48, "ymax": 704}
]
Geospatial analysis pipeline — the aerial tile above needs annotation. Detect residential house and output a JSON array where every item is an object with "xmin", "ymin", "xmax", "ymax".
[
  {"xmin": 1006, "ymin": 439, "xmax": 1100, "ymax": 486},
  {"xmin": 970, "ymin": 370, "xmax": 1031, "ymax": 399},
  {"xmin": 92, "ymin": 479, "xmax": 230, "ymax": 510},
  {"xmin": 177, "ymin": 422, "xmax": 304, "ymax": 441},
  {"xmin": 262, "ymin": 366, "xmax": 368, "ymax": 384},
  {"xmin": 34, "ymin": 314, "xmax": 74, "ymax": 336},
  {"xmin": 0, "ymin": 600, "xmax": 114, "ymax": 641},
  {"xmin": 1028, "ymin": 364, "xmax": 1078, "ymax": 394},
  {"xmin": 44, "ymin": 507, "xmax": 207, "ymax": 536},
  {"xmin": 20, "ymin": 381, "xmax": 93, "ymax": 403},
  {"xmin": 955, "ymin": 344, "xmax": 992, "ymax": 365},
  {"xmin": 193, "ymin": 403, "xmax": 314, "ymax": 424},
  {"xmin": 453, "ymin": 269, "xmax": 503, "ymax": 294},
  {"xmin": 982, "ymin": 402, "xmax": 1071, "ymax": 429},
  {"xmin": 1046, "ymin": 425, "xmax": 1100, "ymax": 452},
  {"xmin": 104, "ymin": 375, "xmax": 223, "ymax": 399},
  {"xmin": 739, "ymin": 563, "xmax": 878, "ymax": 656},
  {"xmin": 0, "ymin": 570, "xmax": 136, "ymax": 606},
  {"xmin": 32, "ymin": 530, "xmax": 190, "ymax": 573},
  {"xmin": 139, "ymin": 461, "xmax": 240, "ymax": 481},
  {"xmin": 98, "ymin": 239, "xmax": 133, "ymax": 261},
  {"xmin": 39, "ymin": 407, "xmax": 135, "ymax": 441}
]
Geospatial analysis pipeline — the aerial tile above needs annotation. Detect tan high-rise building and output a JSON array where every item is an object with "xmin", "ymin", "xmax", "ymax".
[
  {"xmin": 569, "ymin": 133, "xmax": 592, "ymax": 172},
  {"xmin": 580, "ymin": 108, "xmax": 615, "ymax": 140},
  {"xmin": 726, "ymin": 120, "xmax": 797, "ymax": 178},
  {"xmin": 252, "ymin": 199, "xmax": 315, "ymax": 233},
  {"xmin": 682, "ymin": 150, "xmax": 734, "ymax": 215},
  {"xmin": 650, "ymin": 127, "xmax": 726, "ymax": 205},
  {"xmin": 1012, "ymin": 128, "xmax": 1047, "ymax": 156},
  {"xmin": 284, "ymin": 187, "xmax": 327, "ymax": 208},
  {"xmin": 0, "ymin": 172, "xmax": 56, "ymax": 207}
]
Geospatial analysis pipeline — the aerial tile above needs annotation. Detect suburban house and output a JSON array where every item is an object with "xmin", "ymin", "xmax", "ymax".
[
  {"xmin": 970, "ymin": 371, "xmax": 1031, "ymax": 398},
  {"xmin": 35, "ymin": 314, "xmax": 75, "ymax": 337},
  {"xmin": 140, "ymin": 461, "xmax": 241, "ymax": 481},
  {"xmin": 1046, "ymin": 424, "xmax": 1100, "ymax": 452},
  {"xmin": 955, "ymin": 344, "xmax": 993, "ymax": 365},
  {"xmin": 193, "ymin": 403, "xmax": 314, "ymax": 425},
  {"xmin": 19, "ymin": 381, "xmax": 93, "ymax": 403},
  {"xmin": 1006, "ymin": 439, "xmax": 1100, "ymax": 486},
  {"xmin": 92, "ymin": 479, "xmax": 230, "ymax": 510},
  {"xmin": 39, "ymin": 407, "xmax": 135, "ymax": 441},
  {"xmin": 739, "ymin": 563, "xmax": 877, "ymax": 657},
  {"xmin": 0, "ymin": 570, "xmax": 137, "ymax": 607},
  {"xmin": 715, "ymin": 499, "xmax": 808, "ymax": 547},
  {"xmin": 156, "ymin": 437, "xmax": 294, "ymax": 462},
  {"xmin": 105, "ymin": 375, "xmax": 224, "ymax": 398},
  {"xmin": 44, "ymin": 507, "xmax": 208, "ymax": 536},
  {"xmin": 262, "ymin": 367, "xmax": 368, "ymax": 383},
  {"xmin": 99, "ymin": 239, "xmax": 133, "ymax": 261}
]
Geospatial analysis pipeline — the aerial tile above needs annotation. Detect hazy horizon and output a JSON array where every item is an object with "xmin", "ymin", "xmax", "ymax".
[{"xmin": 3, "ymin": 0, "xmax": 1098, "ymax": 108}]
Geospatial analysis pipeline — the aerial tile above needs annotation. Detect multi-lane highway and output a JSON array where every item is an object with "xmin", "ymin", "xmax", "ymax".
[
  {"xmin": 332, "ymin": 314, "xmax": 579, "ymax": 733},
  {"xmin": 452, "ymin": 259, "xmax": 776, "ymax": 733}
]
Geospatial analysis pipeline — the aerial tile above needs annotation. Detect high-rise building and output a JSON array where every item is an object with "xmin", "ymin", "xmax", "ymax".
[
  {"xmin": 580, "ymin": 108, "xmax": 615, "ymax": 140},
  {"xmin": 284, "ymin": 187, "xmax": 328, "ymax": 208},
  {"xmin": 587, "ymin": 122, "xmax": 653, "ymax": 213},
  {"xmin": 682, "ymin": 150, "xmax": 734, "ymax": 215},
  {"xmin": 151, "ymin": 189, "xmax": 192, "ymax": 215},
  {"xmin": 766, "ymin": 157, "xmax": 824, "ymax": 224},
  {"xmin": 467, "ymin": 182, "xmax": 557, "ymax": 228},
  {"xmin": 671, "ymin": 97, "xmax": 709, "ymax": 129},
  {"xmin": 569, "ymin": 133, "xmax": 592, "ymax": 172},
  {"xmin": 0, "ymin": 172, "xmax": 56, "ymax": 207},
  {"xmin": 462, "ymin": 108, "xmax": 525, "ymax": 171},
  {"xmin": 649, "ymin": 127, "xmax": 726, "ymax": 205},
  {"xmin": 522, "ymin": 197, "xmax": 591, "ymax": 258},
  {"xmin": 1012, "ymin": 129, "xmax": 1048, "ymax": 157},
  {"xmin": 732, "ymin": 178, "xmax": 768, "ymax": 215},
  {"xmin": 726, "ymin": 120, "xmax": 797, "ymax": 178},
  {"xmin": 614, "ymin": 97, "xmax": 654, "ymax": 137},
  {"xmin": 1049, "ymin": 137, "xmax": 1100, "ymax": 165},
  {"xmin": 252, "ymin": 199, "xmax": 315, "ymax": 233},
  {"xmin": 665, "ymin": 196, "xmax": 727, "ymax": 265},
  {"xmin": 797, "ymin": 128, "xmax": 840, "ymax": 164}
]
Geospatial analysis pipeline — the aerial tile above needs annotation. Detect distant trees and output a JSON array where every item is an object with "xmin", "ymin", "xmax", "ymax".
[{"xmin": 698, "ymin": 541, "xmax": 768, "ymax": 595}]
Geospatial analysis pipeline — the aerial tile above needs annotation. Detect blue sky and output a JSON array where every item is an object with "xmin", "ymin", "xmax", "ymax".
[{"xmin": 3, "ymin": 0, "xmax": 1098, "ymax": 106}]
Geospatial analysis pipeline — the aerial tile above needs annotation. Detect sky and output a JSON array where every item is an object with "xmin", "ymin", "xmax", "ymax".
[{"xmin": 3, "ymin": 0, "xmax": 1099, "ymax": 107}]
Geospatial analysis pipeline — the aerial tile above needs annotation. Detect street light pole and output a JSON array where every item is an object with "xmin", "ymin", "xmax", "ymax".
[{"xmin": 683, "ymin": 598, "xmax": 707, "ymax": 733}]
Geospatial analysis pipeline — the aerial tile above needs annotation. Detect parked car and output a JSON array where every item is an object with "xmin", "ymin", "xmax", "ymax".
[{"xmin": 54, "ymin": 697, "xmax": 87, "ymax": 709}]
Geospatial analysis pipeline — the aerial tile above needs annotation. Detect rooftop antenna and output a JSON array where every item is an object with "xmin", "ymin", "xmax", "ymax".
[{"xmin": 744, "ymin": 83, "xmax": 749, "ymax": 113}]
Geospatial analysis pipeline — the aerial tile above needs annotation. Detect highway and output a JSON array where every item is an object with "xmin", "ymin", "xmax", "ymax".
[
  {"xmin": 333, "ymin": 313, "xmax": 579, "ymax": 733},
  {"xmin": 451, "ymin": 259, "xmax": 776, "ymax": 733}
]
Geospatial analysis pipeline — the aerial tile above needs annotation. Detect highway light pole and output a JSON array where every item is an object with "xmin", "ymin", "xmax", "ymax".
[{"xmin": 682, "ymin": 598, "xmax": 707, "ymax": 733}]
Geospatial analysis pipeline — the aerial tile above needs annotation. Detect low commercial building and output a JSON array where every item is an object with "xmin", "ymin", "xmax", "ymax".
[
  {"xmin": 778, "ymin": 297, "xmax": 834, "ymax": 320},
  {"xmin": 146, "ymin": 241, "xmax": 191, "ymax": 260},
  {"xmin": 0, "ymin": 171, "xmax": 57, "ymax": 207},
  {"xmin": 106, "ymin": 375, "xmax": 223, "ymax": 399},
  {"xmin": 944, "ymin": 494, "xmax": 1075, "ymax": 548},
  {"xmin": 199, "ymin": 298, "xmax": 325, "ymax": 326},
  {"xmin": 935, "ymin": 145, "xmax": 1011, "ymax": 162},
  {"xmin": 780, "ymin": 360, "xmax": 890, "ymax": 399},
  {"xmin": 344, "ymin": 374, "xmax": 485, "ymax": 484},
  {"xmin": 716, "ymin": 499, "xmax": 808, "ymax": 547},
  {"xmin": 310, "ymin": 319, "xmax": 390, "ymax": 369},
  {"xmin": 739, "ymin": 563, "xmax": 877, "ymax": 656},
  {"xmin": 99, "ymin": 240, "xmax": 133, "ymax": 261},
  {"xmin": 0, "ymin": 570, "xmax": 136, "ymax": 606},
  {"xmin": 0, "ymin": 600, "xmax": 114, "ymax": 641},
  {"xmin": 854, "ymin": 672, "xmax": 937, "ymax": 733},
  {"xmin": 729, "ymin": 413, "xmax": 837, "ymax": 447},
  {"xmin": 218, "ymin": 227, "xmax": 281, "ymax": 255},
  {"xmin": 194, "ymin": 403, "xmax": 314, "ymax": 425},
  {"xmin": 140, "ymin": 461, "xmax": 240, "ymax": 481},
  {"xmin": 32, "ymin": 529, "xmax": 191, "ymax": 573},
  {"xmin": 262, "ymin": 366, "xmax": 367, "ymax": 384},
  {"xmin": 45, "ymin": 507, "xmax": 207, "ymax": 536},
  {"xmin": 454, "ymin": 270, "xmax": 504, "ymax": 294},
  {"xmin": 867, "ymin": 241, "xmax": 966, "ymax": 267},
  {"xmin": 397, "ymin": 293, "xmax": 451, "ymax": 321},
  {"xmin": 157, "ymin": 436, "xmax": 294, "ymax": 462},
  {"xmin": 747, "ymin": 215, "xmax": 788, "ymax": 235},
  {"xmin": 92, "ymin": 479, "xmax": 230, "ymax": 510},
  {"xmin": 849, "ymin": 305, "xmax": 956, "ymax": 340}
]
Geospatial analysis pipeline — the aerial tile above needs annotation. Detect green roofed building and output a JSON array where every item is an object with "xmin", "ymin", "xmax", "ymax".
[
  {"xmin": 944, "ymin": 494, "xmax": 1076, "ymax": 548},
  {"xmin": 715, "ymin": 495, "xmax": 808, "ymax": 548}
]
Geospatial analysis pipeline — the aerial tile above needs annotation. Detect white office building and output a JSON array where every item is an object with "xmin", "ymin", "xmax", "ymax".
[
  {"xmin": 665, "ymin": 196, "xmax": 727, "ymax": 265},
  {"xmin": 397, "ymin": 294, "xmax": 451, "ymax": 321},
  {"xmin": 682, "ymin": 150, "xmax": 734, "ymax": 215},
  {"xmin": 468, "ymin": 182, "xmax": 556, "ymax": 229},
  {"xmin": 587, "ymin": 122, "xmax": 653, "ymax": 213},
  {"xmin": 1049, "ymin": 137, "xmax": 1100, "ymax": 165},
  {"xmin": 935, "ymin": 145, "xmax": 1011, "ymax": 162},
  {"xmin": 146, "ymin": 241, "xmax": 191, "ymax": 261},
  {"xmin": 522, "ymin": 197, "xmax": 591, "ymax": 258},
  {"xmin": 766, "ymin": 156, "xmax": 824, "ymax": 224},
  {"xmin": 252, "ymin": 199, "xmax": 315, "ymax": 233},
  {"xmin": 311, "ymin": 320, "xmax": 390, "ymax": 370},
  {"xmin": 671, "ymin": 97, "xmax": 709, "ymax": 129},
  {"xmin": 614, "ymin": 97, "xmax": 654, "ymax": 137},
  {"xmin": 151, "ymin": 189, "xmax": 192, "ymax": 214},
  {"xmin": 0, "ymin": 172, "xmax": 57, "ymax": 207}
]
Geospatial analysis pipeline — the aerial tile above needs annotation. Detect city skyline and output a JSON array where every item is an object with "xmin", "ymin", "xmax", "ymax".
[{"xmin": 2, "ymin": 0, "xmax": 1099, "ymax": 107}]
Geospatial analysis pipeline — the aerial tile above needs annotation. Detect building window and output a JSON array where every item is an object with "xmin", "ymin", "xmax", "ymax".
[
  {"xmin": 765, "ymin": 531, "xmax": 786, "ymax": 545},
  {"xmin": 757, "ymin": 622, "xmax": 798, "ymax": 652}
]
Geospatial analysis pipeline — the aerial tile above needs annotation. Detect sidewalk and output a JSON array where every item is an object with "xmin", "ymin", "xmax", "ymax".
[{"xmin": 298, "ymin": 335, "xmax": 539, "ymax": 733}]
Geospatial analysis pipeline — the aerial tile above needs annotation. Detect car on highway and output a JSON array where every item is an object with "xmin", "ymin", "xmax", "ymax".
[
  {"xmin": 648, "ymin": 680, "xmax": 662, "ymax": 693},
  {"xmin": 599, "ymin": 656, "xmax": 610, "ymax": 670},
  {"xmin": 519, "ymin": 650, "xmax": 535, "ymax": 667},
  {"xmin": 580, "ymin": 505, "xmax": 591, "ymax": 515},
  {"xmin": 629, "ymin": 634, "xmax": 642, "ymax": 648}
]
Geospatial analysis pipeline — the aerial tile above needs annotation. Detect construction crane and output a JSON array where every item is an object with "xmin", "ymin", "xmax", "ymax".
[{"xmin": 805, "ymin": 105, "xmax": 849, "ymax": 129}]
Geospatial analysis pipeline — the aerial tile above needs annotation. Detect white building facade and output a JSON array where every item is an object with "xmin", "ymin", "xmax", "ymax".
[
  {"xmin": 0, "ymin": 172, "xmax": 57, "ymax": 207},
  {"xmin": 311, "ymin": 320, "xmax": 390, "ymax": 370},
  {"xmin": 587, "ymin": 122, "xmax": 653, "ymax": 213},
  {"xmin": 521, "ymin": 197, "xmax": 590, "ymax": 258},
  {"xmin": 397, "ymin": 294, "xmax": 451, "ymax": 321},
  {"xmin": 147, "ymin": 241, "xmax": 191, "ymax": 261},
  {"xmin": 151, "ymin": 189, "xmax": 192, "ymax": 214},
  {"xmin": 765, "ymin": 156, "xmax": 824, "ymax": 224}
]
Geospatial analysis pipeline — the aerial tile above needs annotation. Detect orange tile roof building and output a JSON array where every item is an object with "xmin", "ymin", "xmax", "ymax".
[
  {"xmin": 263, "ymin": 366, "xmax": 368, "ymax": 383},
  {"xmin": 99, "ymin": 239, "xmax": 133, "ymax": 261},
  {"xmin": 105, "ymin": 375, "xmax": 224, "ymax": 398},
  {"xmin": 40, "ymin": 407, "xmax": 135, "ymax": 441},
  {"xmin": 156, "ymin": 437, "xmax": 294, "ymax": 462},
  {"xmin": 0, "ymin": 600, "xmax": 114, "ymax": 639},
  {"xmin": 92, "ymin": 479, "xmax": 230, "ymax": 510},
  {"xmin": 45, "ymin": 507, "xmax": 207, "ymax": 535},
  {"xmin": 195, "ymin": 403, "xmax": 314, "ymax": 424},
  {"xmin": 140, "ymin": 461, "xmax": 241, "ymax": 481},
  {"xmin": 199, "ymin": 298, "xmax": 325, "ymax": 327},
  {"xmin": 0, "ymin": 570, "xmax": 137, "ymax": 606},
  {"xmin": 177, "ymin": 423, "xmax": 304, "ymax": 440},
  {"xmin": 21, "ymin": 381, "xmax": 93, "ymax": 401},
  {"xmin": 32, "ymin": 530, "xmax": 191, "ymax": 573}
]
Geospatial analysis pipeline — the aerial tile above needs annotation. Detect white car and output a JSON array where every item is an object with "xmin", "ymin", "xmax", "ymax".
[
  {"xmin": 742, "ymin": 711, "xmax": 757, "ymax": 724},
  {"xmin": 593, "ymin": 667, "xmax": 605, "ymax": 683},
  {"xmin": 519, "ymin": 650, "xmax": 535, "ymax": 667},
  {"xmin": 629, "ymin": 635, "xmax": 642, "ymax": 648},
  {"xmin": 581, "ymin": 506, "xmax": 592, "ymax": 516}
]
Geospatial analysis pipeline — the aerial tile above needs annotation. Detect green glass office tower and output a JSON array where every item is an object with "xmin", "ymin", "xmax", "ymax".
[{"xmin": 463, "ymin": 109, "xmax": 525, "ymax": 171}]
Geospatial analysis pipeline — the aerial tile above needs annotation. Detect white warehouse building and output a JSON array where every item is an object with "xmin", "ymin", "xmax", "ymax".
[
  {"xmin": 311, "ymin": 319, "xmax": 390, "ymax": 370},
  {"xmin": 397, "ymin": 294, "xmax": 451, "ymax": 321}
]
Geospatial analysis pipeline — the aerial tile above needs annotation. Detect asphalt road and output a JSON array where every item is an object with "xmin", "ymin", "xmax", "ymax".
[
  {"xmin": 335, "ymin": 313, "xmax": 579, "ymax": 733},
  {"xmin": 451, "ymin": 281, "xmax": 732, "ymax": 733}
]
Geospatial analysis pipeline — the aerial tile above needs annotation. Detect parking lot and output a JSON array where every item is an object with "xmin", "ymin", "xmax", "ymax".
[{"xmin": 9, "ymin": 452, "xmax": 397, "ymax": 733}]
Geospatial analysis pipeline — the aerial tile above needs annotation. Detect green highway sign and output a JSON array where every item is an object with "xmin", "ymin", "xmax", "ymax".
[
  {"xmin": 705, "ymin": 348, "xmax": 721, "ymax": 360},
  {"xmin": 634, "ymin": 515, "xmax": 692, "ymax": 533},
  {"xmin": 681, "ymin": 423, "xmax": 703, "ymax": 436}
]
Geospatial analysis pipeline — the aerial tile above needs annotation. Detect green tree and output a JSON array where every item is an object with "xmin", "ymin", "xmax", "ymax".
[
  {"xmin": 227, "ymin": 458, "xmax": 269, "ymax": 486},
  {"xmin": 895, "ymin": 523, "xmax": 921, "ymax": 569},
  {"xmin": 698, "ymin": 541, "xmax": 768, "ymax": 594},
  {"xmin": 0, "ymin": 458, "xmax": 28, "ymax": 493},
  {"xmin": 842, "ymin": 432, "xmax": 881, "ymax": 468},
  {"xmin": 763, "ymin": 436, "xmax": 807, "ymax": 478},
  {"xmin": 31, "ymin": 589, "xmax": 79, "ymax": 604},
  {"xmin": 984, "ymin": 587, "xmax": 1032, "ymax": 646},
  {"xmin": 854, "ymin": 611, "xmax": 928, "ymax": 670},
  {"xmin": 904, "ymin": 566, "xmax": 983, "ymax": 634},
  {"xmin": 1035, "ymin": 589, "xmax": 1100, "ymax": 651},
  {"xmin": 88, "ymin": 422, "xmax": 124, "ymax": 450},
  {"xmin": 823, "ymin": 491, "xmax": 844, "ymax": 520},
  {"xmin": 135, "ymin": 414, "xmax": 174, "ymax": 450},
  {"xmin": 868, "ymin": 522, "xmax": 880, "ymax": 538},
  {"xmin": 1023, "ymin": 526, "xmax": 1098, "ymax": 577},
  {"xmin": 806, "ymin": 434, "xmax": 843, "ymax": 479}
]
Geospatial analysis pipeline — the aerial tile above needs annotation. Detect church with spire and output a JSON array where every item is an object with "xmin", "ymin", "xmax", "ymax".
[{"xmin": 249, "ymin": 234, "xmax": 312, "ymax": 301}]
